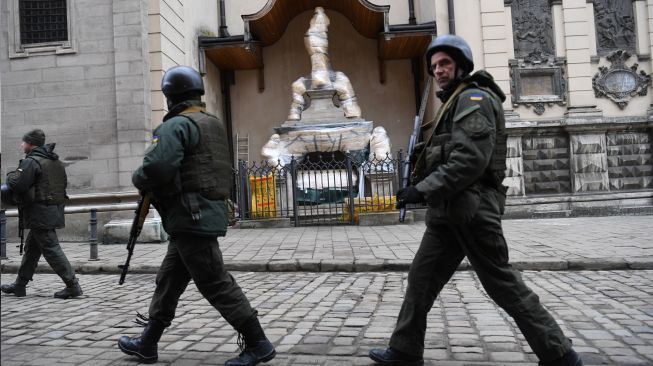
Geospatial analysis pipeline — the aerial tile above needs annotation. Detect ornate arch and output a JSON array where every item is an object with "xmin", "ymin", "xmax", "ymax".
[{"xmin": 242, "ymin": 0, "xmax": 390, "ymax": 46}]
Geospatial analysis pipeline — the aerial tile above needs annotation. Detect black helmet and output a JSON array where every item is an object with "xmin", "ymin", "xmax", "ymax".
[
  {"xmin": 425, "ymin": 34, "xmax": 474, "ymax": 76},
  {"xmin": 161, "ymin": 65, "xmax": 204, "ymax": 98}
]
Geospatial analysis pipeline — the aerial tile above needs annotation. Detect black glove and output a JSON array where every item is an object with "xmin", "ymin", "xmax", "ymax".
[{"xmin": 396, "ymin": 186, "xmax": 424, "ymax": 209}]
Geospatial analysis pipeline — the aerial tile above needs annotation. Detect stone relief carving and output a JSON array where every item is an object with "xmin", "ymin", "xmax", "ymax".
[
  {"xmin": 593, "ymin": 0, "xmax": 636, "ymax": 55},
  {"xmin": 511, "ymin": 0, "xmax": 555, "ymax": 58},
  {"xmin": 287, "ymin": 7, "xmax": 361, "ymax": 121},
  {"xmin": 509, "ymin": 1, "xmax": 564, "ymax": 115},
  {"xmin": 592, "ymin": 50, "xmax": 651, "ymax": 109},
  {"xmin": 509, "ymin": 51, "xmax": 566, "ymax": 115}
]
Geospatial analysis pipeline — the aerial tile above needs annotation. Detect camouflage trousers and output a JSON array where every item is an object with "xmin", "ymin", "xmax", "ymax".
[
  {"xmin": 148, "ymin": 234, "xmax": 256, "ymax": 330},
  {"xmin": 16, "ymin": 228, "xmax": 76, "ymax": 285},
  {"xmin": 389, "ymin": 186, "xmax": 572, "ymax": 362}
]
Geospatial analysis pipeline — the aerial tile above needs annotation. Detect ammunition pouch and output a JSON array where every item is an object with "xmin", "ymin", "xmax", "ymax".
[
  {"xmin": 412, "ymin": 133, "xmax": 453, "ymax": 185},
  {"xmin": 445, "ymin": 183, "xmax": 481, "ymax": 223}
]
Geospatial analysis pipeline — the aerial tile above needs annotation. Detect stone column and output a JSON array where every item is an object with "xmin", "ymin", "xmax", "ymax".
[
  {"xmin": 584, "ymin": 1, "xmax": 598, "ymax": 58},
  {"xmin": 113, "ymin": 0, "xmax": 151, "ymax": 189},
  {"xmin": 480, "ymin": 0, "xmax": 512, "ymax": 111},
  {"xmin": 455, "ymin": 0, "xmax": 484, "ymax": 70},
  {"xmin": 561, "ymin": 0, "xmax": 600, "ymax": 115},
  {"xmin": 649, "ymin": 0, "xmax": 653, "ymax": 59},
  {"xmin": 642, "ymin": 0, "xmax": 653, "ymax": 117},
  {"xmin": 634, "ymin": 0, "xmax": 651, "ymax": 58},
  {"xmin": 561, "ymin": 0, "xmax": 605, "ymax": 193},
  {"xmin": 551, "ymin": 0, "xmax": 567, "ymax": 57}
]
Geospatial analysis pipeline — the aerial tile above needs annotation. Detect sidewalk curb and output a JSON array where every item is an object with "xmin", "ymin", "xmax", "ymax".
[{"xmin": 2, "ymin": 259, "xmax": 652, "ymax": 274}]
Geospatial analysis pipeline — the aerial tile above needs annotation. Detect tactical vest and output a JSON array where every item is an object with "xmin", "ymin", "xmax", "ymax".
[
  {"xmin": 414, "ymin": 84, "xmax": 507, "ymax": 188},
  {"xmin": 30, "ymin": 156, "xmax": 67, "ymax": 205},
  {"xmin": 178, "ymin": 109, "xmax": 232, "ymax": 199}
]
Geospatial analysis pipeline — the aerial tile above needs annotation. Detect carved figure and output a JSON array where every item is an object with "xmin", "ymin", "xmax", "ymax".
[
  {"xmin": 286, "ymin": 7, "xmax": 362, "ymax": 121},
  {"xmin": 369, "ymin": 126, "xmax": 392, "ymax": 163},
  {"xmin": 594, "ymin": 1, "xmax": 636, "ymax": 53},
  {"xmin": 305, "ymin": 7, "xmax": 332, "ymax": 89},
  {"xmin": 261, "ymin": 134, "xmax": 283, "ymax": 166}
]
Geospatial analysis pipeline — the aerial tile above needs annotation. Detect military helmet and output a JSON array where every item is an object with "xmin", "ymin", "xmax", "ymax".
[
  {"xmin": 425, "ymin": 34, "xmax": 474, "ymax": 76},
  {"xmin": 161, "ymin": 66, "xmax": 205, "ymax": 98}
]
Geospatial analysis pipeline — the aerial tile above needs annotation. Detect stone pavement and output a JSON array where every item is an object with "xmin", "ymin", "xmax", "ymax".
[
  {"xmin": 2, "ymin": 215, "xmax": 653, "ymax": 365},
  {"xmin": 1, "ymin": 216, "xmax": 652, "ymax": 274},
  {"xmin": 1, "ymin": 271, "xmax": 652, "ymax": 365}
]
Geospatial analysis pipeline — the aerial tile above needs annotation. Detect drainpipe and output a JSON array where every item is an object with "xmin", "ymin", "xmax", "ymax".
[
  {"xmin": 408, "ymin": 0, "xmax": 416, "ymax": 25},
  {"xmin": 218, "ymin": 0, "xmax": 234, "ymax": 194},
  {"xmin": 221, "ymin": 70, "xmax": 236, "ymax": 195},
  {"xmin": 219, "ymin": 0, "xmax": 229, "ymax": 37},
  {"xmin": 411, "ymin": 59, "xmax": 421, "ymax": 115},
  {"xmin": 447, "ymin": 0, "xmax": 456, "ymax": 34}
]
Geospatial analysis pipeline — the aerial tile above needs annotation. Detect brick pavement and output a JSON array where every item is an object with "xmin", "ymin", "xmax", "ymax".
[
  {"xmin": 2, "ymin": 216, "xmax": 652, "ymax": 274},
  {"xmin": 2, "ymin": 271, "xmax": 653, "ymax": 365}
]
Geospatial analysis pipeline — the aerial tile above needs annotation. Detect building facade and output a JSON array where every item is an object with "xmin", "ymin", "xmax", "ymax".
[{"xmin": 1, "ymin": 0, "xmax": 651, "ymax": 219}]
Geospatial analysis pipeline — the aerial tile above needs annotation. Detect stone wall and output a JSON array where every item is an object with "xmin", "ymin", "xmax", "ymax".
[{"xmin": 0, "ymin": 0, "xmax": 151, "ymax": 193}]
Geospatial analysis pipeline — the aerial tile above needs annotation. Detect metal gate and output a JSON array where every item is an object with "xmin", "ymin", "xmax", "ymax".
[{"xmin": 234, "ymin": 152, "xmax": 403, "ymax": 226}]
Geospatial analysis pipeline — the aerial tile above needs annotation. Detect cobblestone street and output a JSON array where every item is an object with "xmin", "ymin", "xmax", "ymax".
[
  {"xmin": 2, "ymin": 270, "xmax": 653, "ymax": 365},
  {"xmin": 2, "ymin": 215, "xmax": 653, "ymax": 365}
]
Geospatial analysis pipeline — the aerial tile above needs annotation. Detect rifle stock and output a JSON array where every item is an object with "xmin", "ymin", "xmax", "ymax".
[
  {"xmin": 399, "ymin": 116, "xmax": 422, "ymax": 222},
  {"xmin": 18, "ymin": 211, "xmax": 24, "ymax": 255},
  {"xmin": 118, "ymin": 195, "xmax": 151, "ymax": 285}
]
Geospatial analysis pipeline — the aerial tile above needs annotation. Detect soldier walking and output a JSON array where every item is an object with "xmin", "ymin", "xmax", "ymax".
[
  {"xmin": 1, "ymin": 129, "xmax": 82, "ymax": 299},
  {"xmin": 369, "ymin": 35, "xmax": 583, "ymax": 366},
  {"xmin": 117, "ymin": 66, "xmax": 275, "ymax": 366}
]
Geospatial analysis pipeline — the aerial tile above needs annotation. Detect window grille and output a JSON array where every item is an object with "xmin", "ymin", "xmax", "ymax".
[{"xmin": 19, "ymin": 0, "xmax": 68, "ymax": 45}]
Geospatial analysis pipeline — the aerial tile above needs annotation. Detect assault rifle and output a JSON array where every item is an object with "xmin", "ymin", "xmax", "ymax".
[
  {"xmin": 399, "ymin": 79, "xmax": 432, "ymax": 222},
  {"xmin": 118, "ymin": 195, "xmax": 151, "ymax": 285},
  {"xmin": 18, "ymin": 211, "xmax": 24, "ymax": 255}
]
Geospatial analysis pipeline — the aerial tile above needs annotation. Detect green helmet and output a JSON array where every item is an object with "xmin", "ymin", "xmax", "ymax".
[
  {"xmin": 425, "ymin": 34, "xmax": 474, "ymax": 76},
  {"xmin": 161, "ymin": 66, "xmax": 205, "ymax": 98}
]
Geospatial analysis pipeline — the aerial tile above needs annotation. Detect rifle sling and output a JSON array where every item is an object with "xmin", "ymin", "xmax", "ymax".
[{"xmin": 412, "ymin": 82, "xmax": 469, "ymax": 178}]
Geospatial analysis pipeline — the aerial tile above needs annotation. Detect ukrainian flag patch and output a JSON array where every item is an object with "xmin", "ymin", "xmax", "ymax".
[
  {"xmin": 469, "ymin": 93, "xmax": 483, "ymax": 101},
  {"xmin": 151, "ymin": 135, "xmax": 159, "ymax": 143}
]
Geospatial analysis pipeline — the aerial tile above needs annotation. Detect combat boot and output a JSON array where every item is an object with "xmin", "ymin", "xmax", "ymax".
[
  {"xmin": 54, "ymin": 278, "xmax": 83, "ymax": 299},
  {"xmin": 539, "ymin": 349, "xmax": 583, "ymax": 366},
  {"xmin": 225, "ymin": 316, "xmax": 275, "ymax": 366},
  {"xmin": 0, "ymin": 283, "xmax": 26, "ymax": 297},
  {"xmin": 369, "ymin": 347, "xmax": 424, "ymax": 366},
  {"xmin": 118, "ymin": 319, "xmax": 166, "ymax": 364}
]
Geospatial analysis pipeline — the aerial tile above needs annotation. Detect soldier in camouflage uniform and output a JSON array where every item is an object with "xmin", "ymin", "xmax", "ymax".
[
  {"xmin": 117, "ymin": 66, "xmax": 274, "ymax": 366},
  {"xmin": 369, "ymin": 35, "xmax": 582, "ymax": 366},
  {"xmin": 0, "ymin": 129, "xmax": 82, "ymax": 299}
]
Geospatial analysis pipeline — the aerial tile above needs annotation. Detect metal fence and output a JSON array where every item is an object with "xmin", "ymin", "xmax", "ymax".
[{"xmin": 234, "ymin": 151, "xmax": 413, "ymax": 226}]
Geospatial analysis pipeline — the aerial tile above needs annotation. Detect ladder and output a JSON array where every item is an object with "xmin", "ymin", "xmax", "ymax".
[{"xmin": 235, "ymin": 133, "xmax": 249, "ymax": 163}]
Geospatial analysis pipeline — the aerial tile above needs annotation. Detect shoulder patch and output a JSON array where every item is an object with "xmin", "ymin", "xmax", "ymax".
[
  {"xmin": 469, "ymin": 93, "xmax": 483, "ymax": 101},
  {"xmin": 457, "ymin": 113, "xmax": 493, "ymax": 139},
  {"xmin": 145, "ymin": 135, "xmax": 160, "ymax": 154}
]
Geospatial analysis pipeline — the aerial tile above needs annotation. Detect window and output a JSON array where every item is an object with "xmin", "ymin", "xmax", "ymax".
[
  {"xmin": 8, "ymin": 0, "xmax": 75, "ymax": 57},
  {"xmin": 19, "ymin": 0, "xmax": 68, "ymax": 45}
]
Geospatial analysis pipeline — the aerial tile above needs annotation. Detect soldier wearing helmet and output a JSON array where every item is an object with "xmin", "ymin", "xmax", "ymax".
[
  {"xmin": 118, "ymin": 66, "xmax": 275, "ymax": 366},
  {"xmin": 369, "ymin": 35, "xmax": 583, "ymax": 366}
]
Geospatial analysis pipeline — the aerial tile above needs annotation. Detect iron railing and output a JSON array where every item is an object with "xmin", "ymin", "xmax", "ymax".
[{"xmin": 234, "ymin": 151, "xmax": 417, "ymax": 226}]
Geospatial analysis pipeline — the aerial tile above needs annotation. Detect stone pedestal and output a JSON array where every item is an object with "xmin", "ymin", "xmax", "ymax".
[
  {"xmin": 270, "ymin": 89, "xmax": 374, "ymax": 166},
  {"xmin": 366, "ymin": 171, "xmax": 395, "ymax": 198},
  {"xmin": 102, "ymin": 217, "xmax": 168, "ymax": 244}
]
